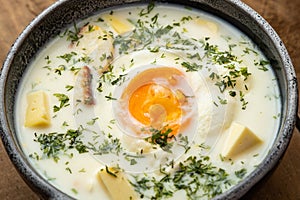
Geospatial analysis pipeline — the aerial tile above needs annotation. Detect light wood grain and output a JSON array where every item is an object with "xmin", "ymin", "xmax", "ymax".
[{"xmin": 0, "ymin": 0, "xmax": 299, "ymax": 199}]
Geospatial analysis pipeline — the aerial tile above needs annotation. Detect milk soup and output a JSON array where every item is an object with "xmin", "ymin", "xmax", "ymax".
[{"xmin": 16, "ymin": 3, "xmax": 281, "ymax": 200}]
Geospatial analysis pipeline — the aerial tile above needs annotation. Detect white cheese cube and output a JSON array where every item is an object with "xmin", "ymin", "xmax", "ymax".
[
  {"xmin": 25, "ymin": 91, "xmax": 51, "ymax": 127},
  {"xmin": 222, "ymin": 122, "xmax": 262, "ymax": 158},
  {"xmin": 97, "ymin": 167, "xmax": 138, "ymax": 200},
  {"xmin": 104, "ymin": 15, "xmax": 135, "ymax": 34},
  {"xmin": 194, "ymin": 18, "xmax": 218, "ymax": 33}
]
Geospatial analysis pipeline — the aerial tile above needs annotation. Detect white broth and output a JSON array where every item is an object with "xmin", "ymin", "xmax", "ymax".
[{"xmin": 15, "ymin": 3, "xmax": 281, "ymax": 199}]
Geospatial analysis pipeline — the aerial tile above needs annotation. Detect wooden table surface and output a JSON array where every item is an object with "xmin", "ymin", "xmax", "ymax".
[{"xmin": 0, "ymin": 0, "xmax": 299, "ymax": 199}]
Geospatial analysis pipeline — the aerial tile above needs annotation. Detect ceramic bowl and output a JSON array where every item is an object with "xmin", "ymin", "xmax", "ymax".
[{"xmin": 0, "ymin": 0, "xmax": 297, "ymax": 199}]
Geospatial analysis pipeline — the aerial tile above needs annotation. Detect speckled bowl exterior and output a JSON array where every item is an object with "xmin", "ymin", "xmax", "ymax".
[{"xmin": 0, "ymin": 0, "xmax": 297, "ymax": 199}]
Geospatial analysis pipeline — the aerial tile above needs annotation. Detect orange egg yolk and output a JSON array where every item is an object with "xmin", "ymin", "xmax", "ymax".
[{"xmin": 129, "ymin": 83, "xmax": 182, "ymax": 135}]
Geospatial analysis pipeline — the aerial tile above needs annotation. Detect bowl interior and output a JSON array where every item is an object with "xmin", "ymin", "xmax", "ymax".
[{"xmin": 0, "ymin": 0, "xmax": 297, "ymax": 199}]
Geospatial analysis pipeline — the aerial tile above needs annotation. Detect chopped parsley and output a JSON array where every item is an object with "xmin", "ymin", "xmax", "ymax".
[
  {"xmin": 57, "ymin": 52, "xmax": 77, "ymax": 63},
  {"xmin": 65, "ymin": 85, "xmax": 74, "ymax": 91},
  {"xmin": 145, "ymin": 128, "xmax": 175, "ymax": 153},
  {"xmin": 62, "ymin": 22, "xmax": 83, "ymax": 45},
  {"xmin": 235, "ymin": 168, "xmax": 247, "ymax": 179},
  {"xmin": 255, "ymin": 59, "xmax": 270, "ymax": 71},
  {"xmin": 132, "ymin": 155, "xmax": 234, "ymax": 199},
  {"xmin": 71, "ymin": 188, "xmax": 78, "ymax": 195},
  {"xmin": 178, "ymin": 134, "xmax": 191, "ymax": 153},
  {"xmin": 86, "ymin": 117, "xmax": 99, "ymax": 125},
  {"xmin": 111, "ymin": 74, "xmax": 127, "ymax": 86},
  {"xmin": 88, "ymin": 135, "xmax": 123, "ymax": 156},
  {"xmin": 139, "ymin": 1, "xmax": 155, "ymax": 16},
  {"xmin": 181, "ymin": 61, "xmax": 203, "ymax": 72},
  {"xmin": 53, "ymin": 93, "xmax": 70, "ymax": 112},
  {"xmin": 114, "ymin": 17, "xmax": 173, "ymax": 55},
  {"xmin": 105, "ymin": 92, "xmax": 117, "ymax": 101},
  {"xmin": 239, "ymin": 91, "xmax": 248, "ymax": 110},
  {"xmin": 54, "ymin": 65, "xmax": 66, "ymax": 75},
  {"xmin": 44, "ymin": 55, "xmax": 51, "ymax": 64},
  {"xmin": 105, "ymin": 166, "xmax": 117, "ymax": 177},
  {"xmin": 31, "ymin": 129, "xmax": 88, "ymax": 162}
]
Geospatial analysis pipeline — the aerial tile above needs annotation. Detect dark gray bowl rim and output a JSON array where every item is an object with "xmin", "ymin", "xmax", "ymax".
[{"xmin": 0, "ymin": 0, "xmax": 298, "ymax": 199}]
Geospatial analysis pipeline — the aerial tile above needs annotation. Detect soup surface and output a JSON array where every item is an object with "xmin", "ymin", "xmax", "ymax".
[{"xmin": 16, "ymin": 3, "xmax": 281, "ymax": 200}]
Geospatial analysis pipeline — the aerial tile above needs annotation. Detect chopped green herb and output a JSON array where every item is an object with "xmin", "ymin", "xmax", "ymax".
[
  {"xmin": 229, "ymin": 90, "xmax": 236, "ymax": 97},
  {"xmin": 209, "ymin": 72, "xmax": 220, "ymax": 80},
  {"xmin": 57, "ymin": 52, "xmax": 77, "ymax": 63},
  {"xmin": 53, "ymin": 93, "xmax": 70, "ymax": 112},
  {"xmin": 239, "ymin": 91, "xmax": 248, "ymax": 110},
  {"xmin": 32, "ymin": 129, "xmax": 88, "ymax": 162},
  {"xmin": 70, "ymin": 66, "xmax": 81, "ymax": 75},
  {"xmin": 71, "ymin": 188, "xmax": 78, "ymax": 195},
  {"xmin": 139, "ymin": 2, "xmax": 155, "ymax": 16},
  {"xmin": 181, "ymin": 16, "xmax": 193, "ymax": 22},
  {"xmin": 97, "ymin": 82, "xmax": 103, "ymax": 93},
  {"xmin": 62, "ymin": 22, "xmax": 83, "ymax": 45},
  {"xmin": 235, "ymin": 168, "xmax": 247, "ymax": 179},
  {"xmin": 43, "ymin": 65, "xmax": 52, "ymax": 71},
  {"xmin": 178, "ymin": 134, "xmax": 190, "ymax": 153},
  {"xmin": 218, "ymin": 96, "xmax": 227, "ymax": 104},
  {"xmin": 54, "ymin": 65, "xmax": 66, "ymax": 75},
  {"xmin": 96, "ymin": 17, "xmax": 104, "ymax": 22},
  {"xmin": 240, "ymin": 67, "xmax": 251, "ymax": 80},
  {"xmin": 89, "ymin": 136, "xmax": 123, "ymax": 156},
  {"xmin": 181, "ymin": 61, "xmax": 202, "ymax": 72},
  {"xmin": 99, "ymin": 53, "xmax": 107, "ymax": 62},
  {"xmin": 149, "ymin": 46, "xmax": 160, "ymax": 53},
  {"xmin": 87, "ymin": 117, "xmax": 99, "ymax": 125},
  {"xmin": 219, "ymin": 154, "xmax": 225, "ymax": 162},
  {"xmin": 186, "ymin": 52, "xmax": 202, "ymax": 61},
  {"xmin": 155, "ymin": 25, "xmax": 173, "ymax": 38},
  {"xmin": 273, "ymin": 113, "xmax": 280, "ymax": 119},
  {"xmin": 29, "ymin": 152, "xmax": 40, "ymax": 160},
  {"xmin": 105, "ymin": 166, "xmax": 117, "ymax": 177},
  {"xmin": 256, "ymin": 60, "xmax": 270, "ymax": 71},
  {"xmin": 105, "ymin": 92, "xmax": 117, "ymax": 101},
  {"xmin": 243, "ymin": 47, "xmax": 258, "ymax": 55},
  {"xmin": 228, "ymin": 44, "xmax": 237, "ymax": 51},
  {"xmin": 145, "ymin": 128, "xmax": 174, "ymax": 153},
  {"xmin": 151, "ymin": 13, "xmax": 159, "ymax": 26},
  {"xmin": 111, "ymin": 74, "xmax": 127, "ymax": 86},
  {"xmin": 79, "ymin": 168, "xmax": 86, "ymax": 173},
  {"xmin": 44, "ymin": 55, "xmax": 51, "ymax": 64},
  {"xmin": 78, "ymin": 55, "xmax": 93, "ymax": 64},
  {"xmin": 66, "ymin": 167, "xmax": 72, "ymax": 174},
  {"xmin": 62, "ymin": 121, "xmax": 69, "ymax": 127},
  {"xmin": 132, "ymin": 155, "xmax": 233, "ymax": 199},
  {"xmin": 65, "ymin": 85, "xmax": 74, "ymax": 91},
  {"xmin": 88, "ymin": 24, "xmax": 96, "ymax": 32},
  {"xmin": 130, "ymin": 159, "xmax": 137, "ymax": 165}
]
